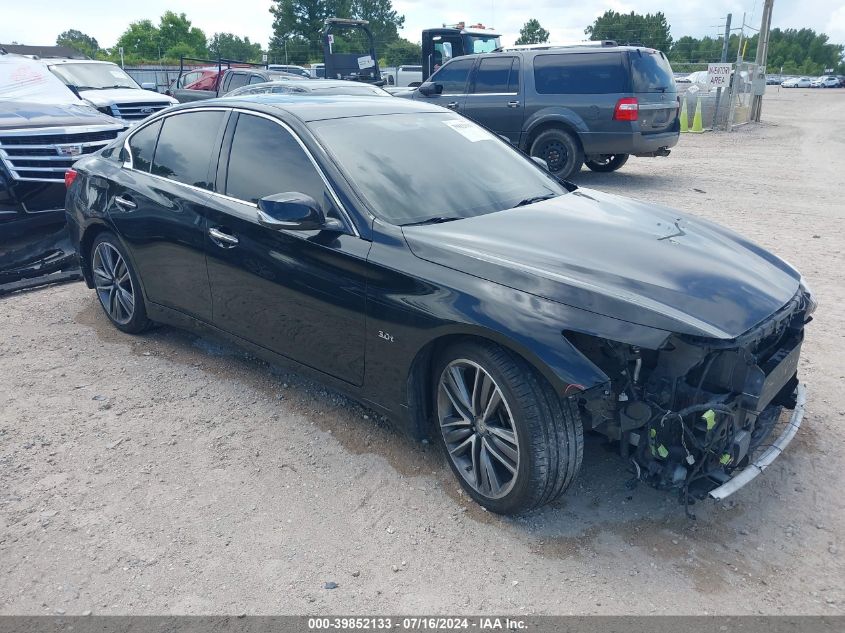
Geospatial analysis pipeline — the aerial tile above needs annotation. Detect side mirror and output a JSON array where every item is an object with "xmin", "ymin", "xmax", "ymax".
[
  {"xmin": 257, "ymin": 192, "xmax": 343, "ymax": 232},
  {"xmin": 141, "ymin": 82, "xmax": 158, "ymax": 91},
  {"xmin": 531, "ymin": 156, "xmax": 549, "ymax": 171},
  {"xmin": 418, "ymin": 82, "xmax": 443, "ymax": 97}
]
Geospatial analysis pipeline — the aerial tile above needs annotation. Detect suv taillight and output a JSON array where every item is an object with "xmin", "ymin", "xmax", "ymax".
[
  {"xmin": 65, "ymin": 169, "xmax": 78, "ymax": 189},
  {"xmin": 613, "ymin": 97, "xmax": 639, "ymax": 121}
]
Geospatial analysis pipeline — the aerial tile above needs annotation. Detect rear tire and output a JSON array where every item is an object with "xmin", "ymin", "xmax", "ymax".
[
  {"xmin": 530, "ymin": 129, "xmax": 583, "ymax": 180},
  {"xmin": 433, "ymin": 340, "xmax": 583, "ymax": 514},
  {"xmin": 90, "ymin": 231, "xmax": 151, "ymax": 334},
  {"xmin": 585, "ymin": 154, "xmax": 630, "ymax": 172}
]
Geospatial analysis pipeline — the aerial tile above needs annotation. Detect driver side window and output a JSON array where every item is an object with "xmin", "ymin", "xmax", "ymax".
[
  {"xmin": 430, "ymin": 58, "xmax": 474, "ymax": 95},
  {"xmin": 223, "ymin": 113, "xmax": 338, "ymax": 220}
]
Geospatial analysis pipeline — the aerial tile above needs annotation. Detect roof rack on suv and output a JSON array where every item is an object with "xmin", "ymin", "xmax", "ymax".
[{"xmin": 498, "ymin": 40, "xmax": 618, "ymax": 52}]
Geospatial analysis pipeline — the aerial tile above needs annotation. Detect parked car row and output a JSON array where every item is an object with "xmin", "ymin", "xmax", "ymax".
[{"xmin": 781, "ymin": 75, "xmax": 844, "ymax": 88}]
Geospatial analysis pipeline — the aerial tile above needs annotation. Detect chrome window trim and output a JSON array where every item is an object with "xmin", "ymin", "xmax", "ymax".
[
  {"xmin": 121, "ymin": 106, "xmax": 359, "ymax": 237},
  {"xmin": 465, "ymin": 92, "xmax": 519, "ymax": 97}
]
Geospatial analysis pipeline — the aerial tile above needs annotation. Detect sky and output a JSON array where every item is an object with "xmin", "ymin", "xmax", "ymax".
[{"xmin": 2, "ymin": 0, "xmax": 844, "ymax": 50}]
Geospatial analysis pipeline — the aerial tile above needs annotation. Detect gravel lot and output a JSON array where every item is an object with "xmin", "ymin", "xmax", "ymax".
[{"xmin": 1, "ymin": 89, "xmax": 843, "ymax": 616}]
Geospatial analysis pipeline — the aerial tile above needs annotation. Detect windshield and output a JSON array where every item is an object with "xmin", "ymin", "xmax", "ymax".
[
  {"xmin": 49, "ymin": 63, "xmax": 139, "ymax": 90},
  {"xmin": 466, "ymin": 35, "xmax": 501, "ymax": 53},
  {"xmin": 309, "ymin": 112, "xmax": 567, "ymax": 225}
]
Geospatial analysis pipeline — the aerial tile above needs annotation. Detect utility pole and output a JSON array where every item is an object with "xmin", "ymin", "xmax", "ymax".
[
  {"xmin": 726, "ymin": 12, "xmax": 745, "ymax": 131},
  {"xmin": 712, "ymin": 13, "xmax": 732, "ymax": 130},
  {"xmin": 751, "ymin": 0, "xmax": 775, "ymax": 121}
]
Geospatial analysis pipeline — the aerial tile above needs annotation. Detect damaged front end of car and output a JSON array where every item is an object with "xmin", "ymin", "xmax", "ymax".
[{"xmin": 566, "ymin": 285, "xmax": 815, "ymax": 512}]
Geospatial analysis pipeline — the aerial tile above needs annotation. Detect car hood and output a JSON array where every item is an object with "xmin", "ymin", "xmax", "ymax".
[
  {"xmin": 402, "ymin": 188, "xmax": 800, "ymax": 340},
  {"xmin": 79, "ymin": 88, "xmax": 176, "ymax": 107},
  {"xmin": 0, "ymin": 101, "xmax": 123, "ymax": 130}
]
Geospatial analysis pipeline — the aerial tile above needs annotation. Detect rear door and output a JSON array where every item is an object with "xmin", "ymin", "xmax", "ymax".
[
  {"xmin": 629, "ymin": 50, "xmax": 678, "ymax": 135},
  {"xmin": 414, "ymin": 57, "xmax": 474, "ymax": 113},
  {"xmin": 220, "ymin": 71, "xmax": 250, "ymax": 96},
  {"xmin": 463, "ymin": 56, "xmax": 522, "ymax": 143},
  {"xmin": 203, "ymin": 111, "xmax": 369, "ymax": 385},
  {"xmin": 108, "ymin": 110, "xmax": 227, "ymax": 320}
]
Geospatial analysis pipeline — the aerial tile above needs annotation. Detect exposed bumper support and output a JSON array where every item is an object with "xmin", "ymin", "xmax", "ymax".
[{"xmin": 709, "ymin": 383, "xmax": 806, "ymax": 501}]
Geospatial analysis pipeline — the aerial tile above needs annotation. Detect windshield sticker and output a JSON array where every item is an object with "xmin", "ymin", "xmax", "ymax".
[
  {"xmin": 443, "ymin": 119, "xmax": 492, "ymax": 142},
  {"xmin": 357, "ymin": 56, "xmax": 375, "ymax": 70}
]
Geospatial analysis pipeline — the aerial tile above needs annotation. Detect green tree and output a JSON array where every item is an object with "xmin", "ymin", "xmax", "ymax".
[
  {"xmin": 56, "ymin": 29, "xmax": 99, "ymax": 58},
  {"xmin": 114, "ymin": 19, "xmax": 160, "ymax": 63},
  {"xmin": 268, "ymin": 0, "xmax": 404, "ymax": 63},
  {"xmin": 353, "ymin": 0, "xmax": 404, "ymax": 48},
  {"xmin": 383, "ymin": 38, "xmax": 420, "ymax": 66},
  {"xmin": 208, "ymin": 33, "xmax": 263, "ymax": 62},
  {"xmin": 158, "ymin": 11, "xmax": 207, "ymax": 59},
  {"xmin": 585, "ymin": 10, "xmax": 672, "ymax": 52},
  {"xmin": 515, "ymin": 19, "xmax": 549, "ymax": 46}
]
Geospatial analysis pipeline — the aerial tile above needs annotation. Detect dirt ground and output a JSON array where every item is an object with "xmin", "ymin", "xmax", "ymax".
[{"xmin": 1, "ymin": 89, "xmax": 843, "ymax": 616}]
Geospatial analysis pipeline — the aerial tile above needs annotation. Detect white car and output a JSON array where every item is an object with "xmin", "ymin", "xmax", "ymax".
[
  {"xmin": 267, "ymin": 64, "xmax": 311, "ymax": 78},
  {"xmin": 810, "ymin": 75, "xmax": 841, "ymax": 88},
  {"xmin": 44, "ymin": 59, "xmax": 176, "ymax": 123},
  {"xmin": 781, "ymin": 76, "xmax": 811, "ymax": 88}
]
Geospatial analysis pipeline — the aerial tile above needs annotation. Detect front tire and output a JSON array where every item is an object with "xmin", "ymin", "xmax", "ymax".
[
  {"xmin": 585, "ymin": 154, "xmax": 629, "ymax": 172},
  {"xmin": 90, "ymin": 232, "xmax": 151, "ymax": 334},
  {"xmin": 530, "ymin": 129, "xmax": 583, "ymax": 180},
  {"xmin": 433, "ymin": 341, "xmax": 583, "ymax": 514}
]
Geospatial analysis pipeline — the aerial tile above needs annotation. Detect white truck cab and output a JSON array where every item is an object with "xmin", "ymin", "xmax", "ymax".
[{"xmin": 44, "ymin": 59, "xmax": 176, "ymax": 124}]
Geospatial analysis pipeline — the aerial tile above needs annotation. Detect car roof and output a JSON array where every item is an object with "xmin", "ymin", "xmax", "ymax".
[
  {"xmin": 453, "ymin": 45, "xmax": 658, "ymax": 62},
  {"xmin": 45, "ymin": 58, "xmax": 120, "ymax": 65},
  {"xmin": 174, "ymin": 93, "xmax": 443, "ymax": 122},
  {"xmin": 240, "ymin": 79, "xmax": 384, "ymax": 90}
]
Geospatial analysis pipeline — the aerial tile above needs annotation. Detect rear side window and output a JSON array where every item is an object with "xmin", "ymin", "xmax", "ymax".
[
  {"xmin": 225, "ymin": 73, "xmax": 249, "ymax": 91},
  {"xmin": 430, "ymin": 58, "xmax": 474, "ymax": 94},
  {"xmin": 533, "ymin": 53, "xmax": 628, "ymax": 94},
  {"xmin": 152, "ymin": 111, "xmax": 225, "ymax": 189},
  {"xmin": 224, "ymin": 114, "xmax": 333, "ymax": 214},
  {"xmin": 630, "ymin": 50, "xmax": 676, "ymax": 93},
  {"xmin": 472, "ymin": 57, "xmax": 519, "ymax": 94},
  {"xmin": 127, "ymin": 120, "xmax": 162, "ymax": 172}
]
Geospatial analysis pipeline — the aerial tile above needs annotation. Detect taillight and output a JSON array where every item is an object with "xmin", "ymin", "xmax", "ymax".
[
  {"xmin": 64, "ymin": 169, "xmax": 78, "ymax": 189},
  {"xmin": 613, "ymin": 97, "xmax": 639, "ymax": 121}
]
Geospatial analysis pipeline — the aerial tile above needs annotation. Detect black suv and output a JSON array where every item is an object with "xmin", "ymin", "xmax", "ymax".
[
  {"xmin": 402, "ymin": 46, "xmax": 680, "ymax": 179},
  {"xmin": 0, "ymin": 54, "xmax": 125, "ymax": 289}
]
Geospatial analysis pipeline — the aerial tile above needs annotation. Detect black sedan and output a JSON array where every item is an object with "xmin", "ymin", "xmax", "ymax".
[{"xmin": 65, "ymin": 95, "xmax": 814, "ymax": 514}]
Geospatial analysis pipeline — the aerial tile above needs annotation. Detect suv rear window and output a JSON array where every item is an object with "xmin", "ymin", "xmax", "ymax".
[
  {"xmin": 630, "ymin": 50, "xmax": 676, "ymax": 93},
  {"xmin": 533, "ymin": 53, "xmax": 628, "ymax": 94}
]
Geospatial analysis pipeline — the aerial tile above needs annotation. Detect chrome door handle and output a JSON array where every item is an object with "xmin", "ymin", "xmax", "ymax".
[
  {"xmin": 446, "ymin": 102, "xmax": 459, "ymax": 109},
  {"xmin": 208, "ymin": 227, "xmax": 239, "ymax": 248},
  {"xmin": 507, "ymin": 100, "xmax": 520, "ymax": 108},
  {"xmin": 114, "ymin": 196, "xmax": 137, "ymax": 210}
]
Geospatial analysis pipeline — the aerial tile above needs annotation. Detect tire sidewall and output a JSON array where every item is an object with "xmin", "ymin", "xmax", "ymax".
[
  {"xmin": 432, "ymin": 342, "xmax": 542, "ymax": 514},
  {"xmin": 585, "ymin": 154, "xmax": 629, "ymax": 172},
  {"xmin": 91, "ymin": 231, "xmax": 149, "ymax": 334},
  {"xmin": 530, "ymin": 129, "xmax": 584, "ymax": 180}
]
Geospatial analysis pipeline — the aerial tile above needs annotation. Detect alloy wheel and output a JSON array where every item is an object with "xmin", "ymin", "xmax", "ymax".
[
  {"xmin": 437, "ymin": 359, "xmax": 521, "ymax": 499},
  {"xmin": 92, "ymin": 242, "xmax": 135, "ymax": 325}
]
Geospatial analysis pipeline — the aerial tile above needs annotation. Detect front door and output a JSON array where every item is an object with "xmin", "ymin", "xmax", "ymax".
[
  {"xmin": 415, "ymin": 57, "xmax": 474, "ymax": 114},
  {"xmin": 204, "ymin": 112, "xmax": 368, "ymax": 385},
  {"xmin": 462, "ymin": 56, "xmax": 523, "ymax": 143}
]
